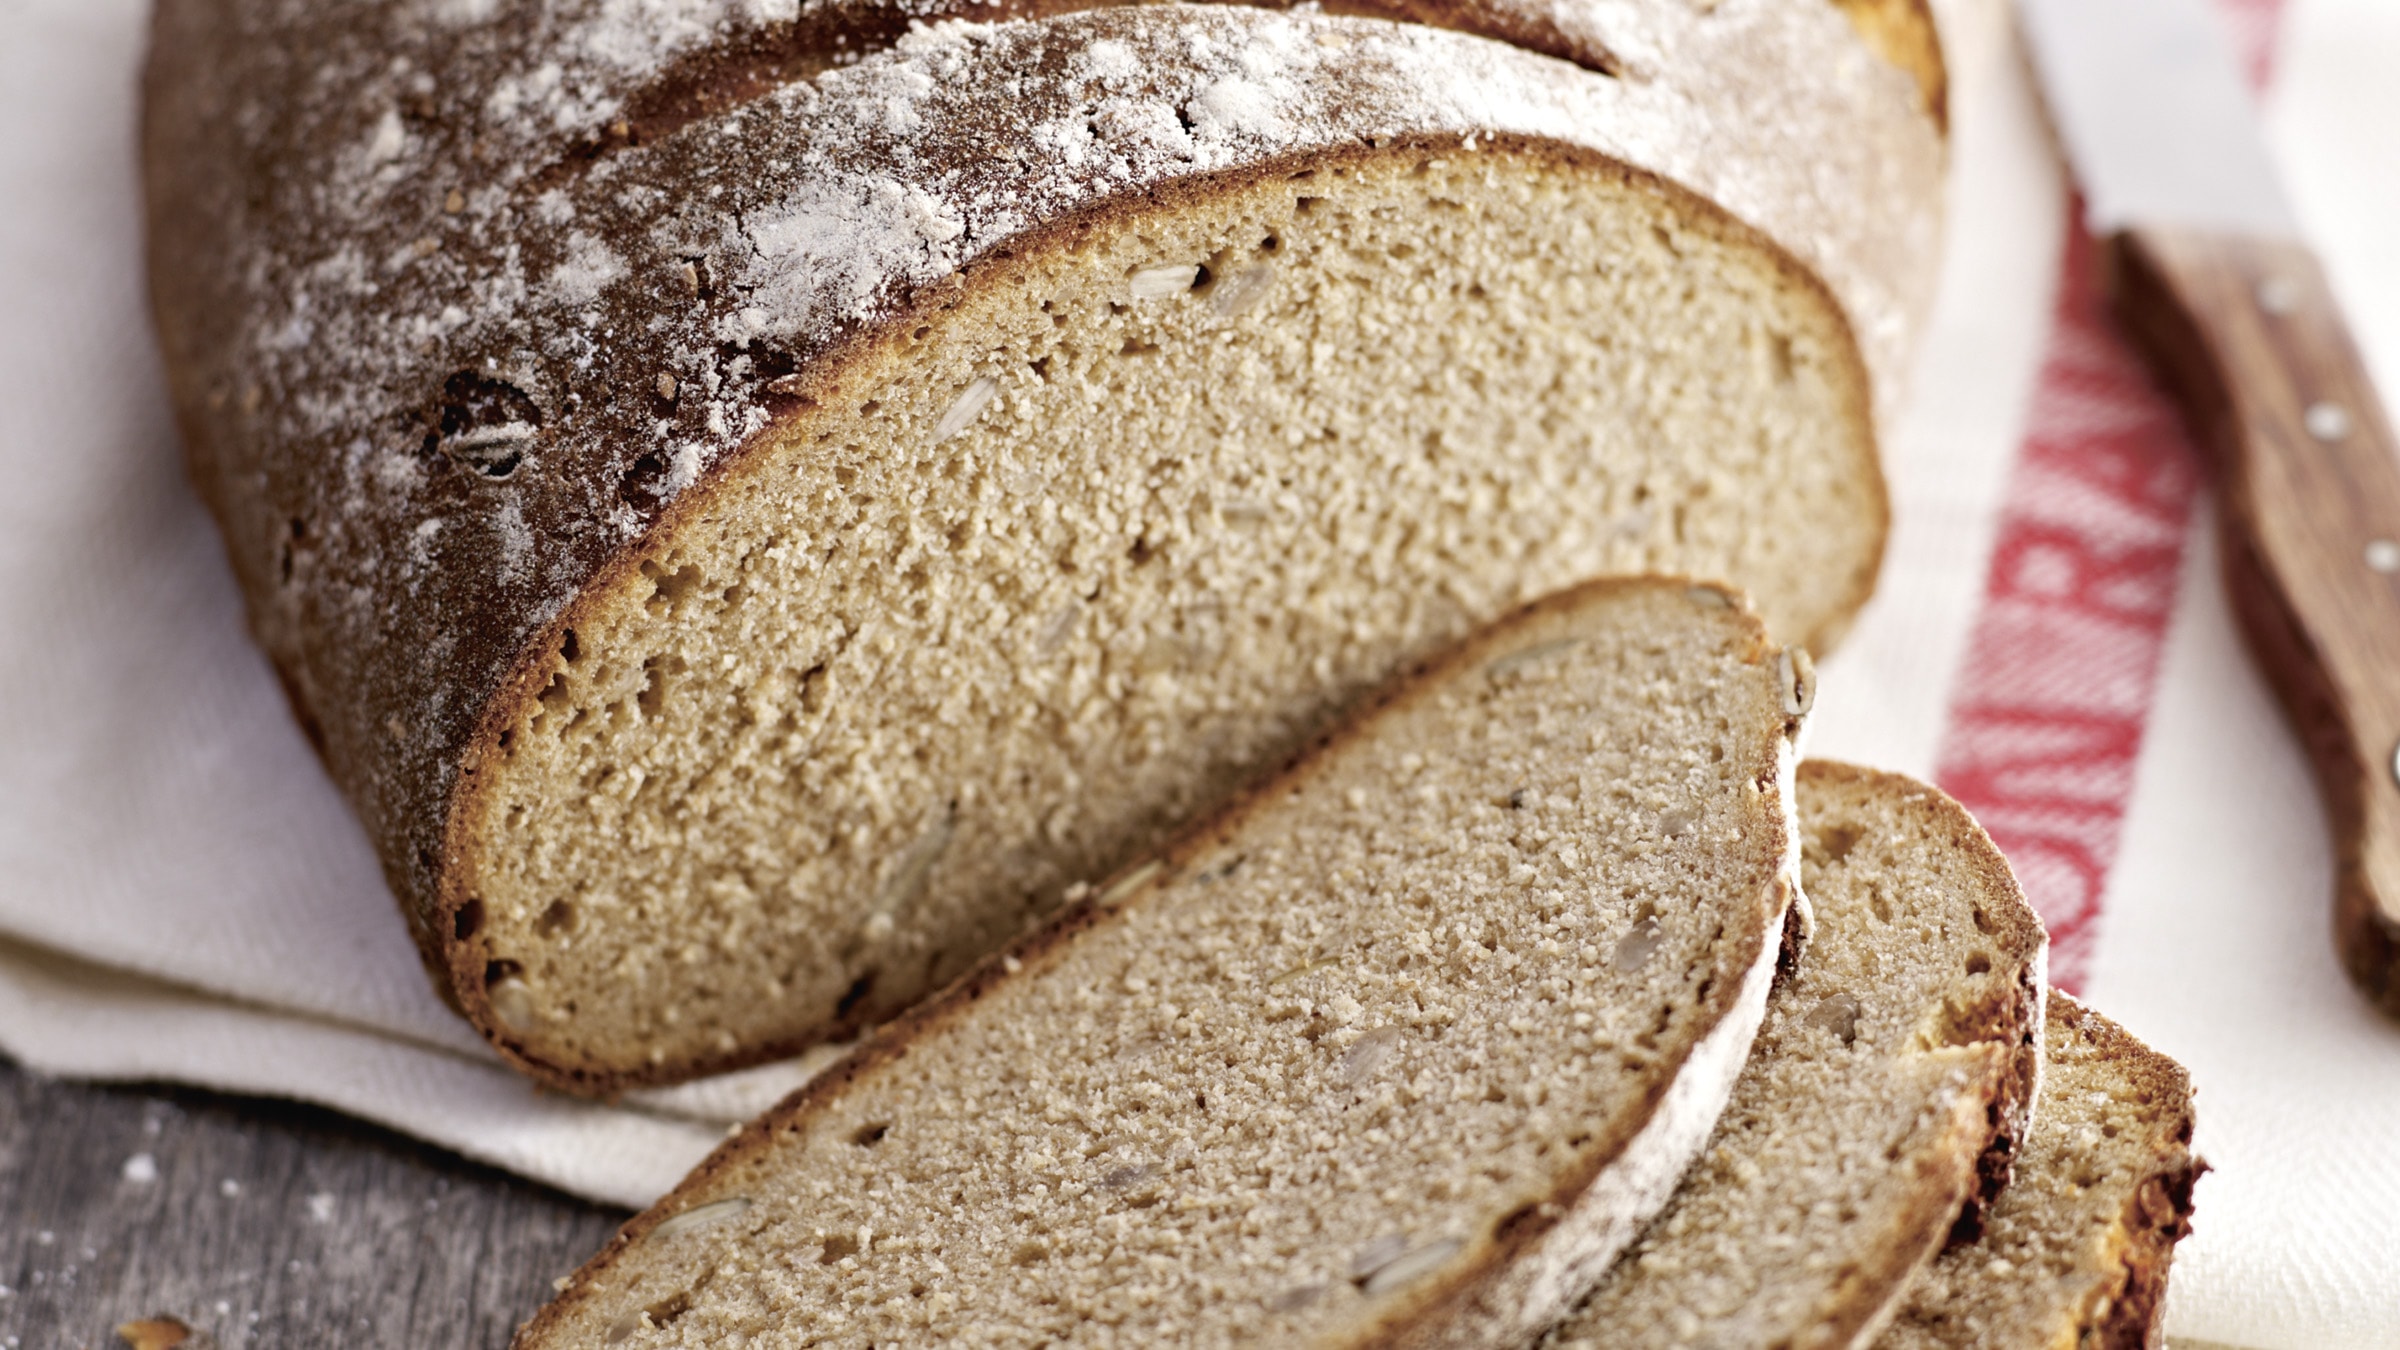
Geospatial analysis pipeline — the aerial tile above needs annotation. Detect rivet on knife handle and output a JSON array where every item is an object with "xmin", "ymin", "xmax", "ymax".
[{"xmin": 2113, "ymin": 227, "xmax": 2400, "ymax": 1014}]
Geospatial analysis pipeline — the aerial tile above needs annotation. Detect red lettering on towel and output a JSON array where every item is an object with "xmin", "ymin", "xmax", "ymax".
[{"xmin": 1933, "ymin": 0, "xmax": 2284, "ymax": 989}]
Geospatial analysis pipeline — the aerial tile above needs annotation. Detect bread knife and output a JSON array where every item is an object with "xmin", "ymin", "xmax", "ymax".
[{"xmin": 2016, "ymin": 0, "xmax": 2400, "ymax": 1015}]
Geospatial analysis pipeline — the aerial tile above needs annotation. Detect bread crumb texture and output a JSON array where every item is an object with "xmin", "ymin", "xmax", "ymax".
[
  {"xmin": 521, "ymin": 581, "xmax": 1796, "ymax": 1348},
  {"xmin": 145, "ymin": 0, "xmax": 1934, "ymax": 1087},
  {"xmin": 466, "ymin": 133, "xmax": 1875, "ymax": 1080},
  {"xmin": 1878, "ymin": 995, "xmax": 2201, "ymax": 1350},
  {"xmin": 1547, "ymin": 762, "xmax": 2047, "ymax": 1350}
]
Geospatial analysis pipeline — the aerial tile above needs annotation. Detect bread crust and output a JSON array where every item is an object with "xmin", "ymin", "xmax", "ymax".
[
  {"xmin": 1876, "ymin": 993, "xmax": 2202, "ymax": 1350},
  {"xmin": 444, "ymin": 132, "xmax": 1886, "ymax": 1095},
  {"xmin": 1795, "ymin": 763, "xmax": 2051, "ymax": 1249},
  {"xmin": 144, "ymin": 0, "xmax": 1934, "ymax": 1091},
  {"xmin": 1544, "ymin": 761, "xmax": 2046, "ymax": 1350},
  {"xmin": 513, "ymin": 576, "xmax": 1805, "ymax": 1349},
  {"xmin": 2051, "ymin": 995, "xmax": 2203, "ymax": 1350},
  {"xmin": 1793, "ymin": 763, "xmax": 2049, "ymax": 1349},
  {"xmin": 540, "ymin": 0, "xmax": 1947, "ymax": 159},
  {"xmin": 1812, "ymin": 1057, "xmax": 2011, "ymax": 1349}
]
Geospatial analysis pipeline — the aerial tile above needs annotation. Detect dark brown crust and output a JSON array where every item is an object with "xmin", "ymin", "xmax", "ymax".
[
  {"xmin": 1877, "ymin": 994, "xmax": 2202, "ymax": 1350},
  {"xmin": 513, "ymin": 575, "xmax": 1799, "ymax": 1350},
  {"xmin": 537, "ymin": 0, "xmax": 1943, "ymax": 181},
  {"xmin": 2052, "ymin": 994, "xmax": 2204, "ymax": 1350},
  {"xmin": 564, "ymin": 0, "xmax": 1632, "ymax": 178},
  {"xmin": 2089, "ymin": 1159, "xmax": 2205, "ymax": 1350},
  {"xmin": 1942, "ymin": 946, "xmax": 2047, "ymax": 1247},
  {"xmin": 145, "ymin": 0, "xmax": 1926, "ymax": 1095}
]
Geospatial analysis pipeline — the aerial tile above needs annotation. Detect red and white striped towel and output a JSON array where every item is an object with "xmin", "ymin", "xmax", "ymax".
[
  {"xmin": 0, "ymin": 0, "xmax": 2394, "ymax": 1343},
  {"xmin": 1814, "ymin": 1, "xmax": 2400, "ymax": 1342},
  {"xmin": 1930, "ymin": 0, "xmax": 2279, "ymax": 997}
]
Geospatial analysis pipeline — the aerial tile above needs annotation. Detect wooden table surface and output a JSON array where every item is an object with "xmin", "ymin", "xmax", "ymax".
[{"xmin": 0, "ymin": 1057, "xmax": 625, "ymax": 1350}]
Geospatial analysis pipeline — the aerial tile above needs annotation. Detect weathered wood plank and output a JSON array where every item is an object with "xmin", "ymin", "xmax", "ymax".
[{"xmin": 0, "ymin": 1058, "xmax": 623, "ymax": 1349}]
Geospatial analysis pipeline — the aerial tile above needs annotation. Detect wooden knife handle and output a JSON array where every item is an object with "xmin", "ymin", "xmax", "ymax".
[{"xmin": 2113, "ymin": 226, "xmax": 2400, "ymax": 1016}]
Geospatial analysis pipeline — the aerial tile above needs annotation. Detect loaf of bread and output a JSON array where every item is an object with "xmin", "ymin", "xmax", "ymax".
[
  {"xmin": 143, "ymin": 0, "xmax": 1941, "ymax": 1091},
  {"xmin": 1545, "ymin": 762, "xmax": 2048, "ymax": 1350},
  {"xmin": 1877, "ymin": 994, "xmax": 2203, "ymax": 1350},
  {"xmin": 515, "ymin": 577, "xmax": 1809, "ymax": 1349}
]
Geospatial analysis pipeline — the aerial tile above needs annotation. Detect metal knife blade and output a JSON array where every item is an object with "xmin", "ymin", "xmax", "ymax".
[{"xmin": 2017, "ymin": 0, "xmax": 2295, "ymax": 236}]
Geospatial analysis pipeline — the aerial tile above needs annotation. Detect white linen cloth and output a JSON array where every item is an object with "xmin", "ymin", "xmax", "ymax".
[{"xmin": 0, "ymin": 0, "xmax": 2393, "ymax": 1343}]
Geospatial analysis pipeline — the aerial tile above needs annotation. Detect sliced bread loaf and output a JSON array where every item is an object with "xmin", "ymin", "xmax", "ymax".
[
  {"xmin": 1543, "ymin": 762, "xmax": 2047, "ymax": 1350},
  {"xmin": 1876, "ymin": 994, "xmax": 2202, "ymax": 1350},
  {"xmin": 515, "ymin": 577, "xmax": 1808, "ymax": 1349},
  {"xmin": 146, "ymin": 0, "xmax": 1940, "ymax": 1092}
]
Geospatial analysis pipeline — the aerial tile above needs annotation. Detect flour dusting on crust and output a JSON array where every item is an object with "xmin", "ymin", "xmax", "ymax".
[{"xmin": 142, "ymin": 0, "xmax": 1935, "ymax": 964}]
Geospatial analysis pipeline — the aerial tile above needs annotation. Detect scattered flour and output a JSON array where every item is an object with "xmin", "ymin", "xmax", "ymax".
[
  {"xmin": 362, "ymin": 108, "xmax": 407, "ymax": 168},
  {"xmin": 544, "ymin": 231, "xmax": 627, "ymax": 306}
]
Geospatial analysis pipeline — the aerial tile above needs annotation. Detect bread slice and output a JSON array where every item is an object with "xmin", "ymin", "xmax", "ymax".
[
  {"xmin": 514, "ymin": 578, "xmax": 1808, "ymax": 1349},
  {"xmin": 1542, "ymin": 762, "xmax": 2047, "ymax": 1350},
  {"xmin": 1876, "ymin": 994, "xmax": 2202, "ymax": 1350},
  {"xmin": 145, "ymin": 0, "xmax": 1940, "ymax": 1093}
]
